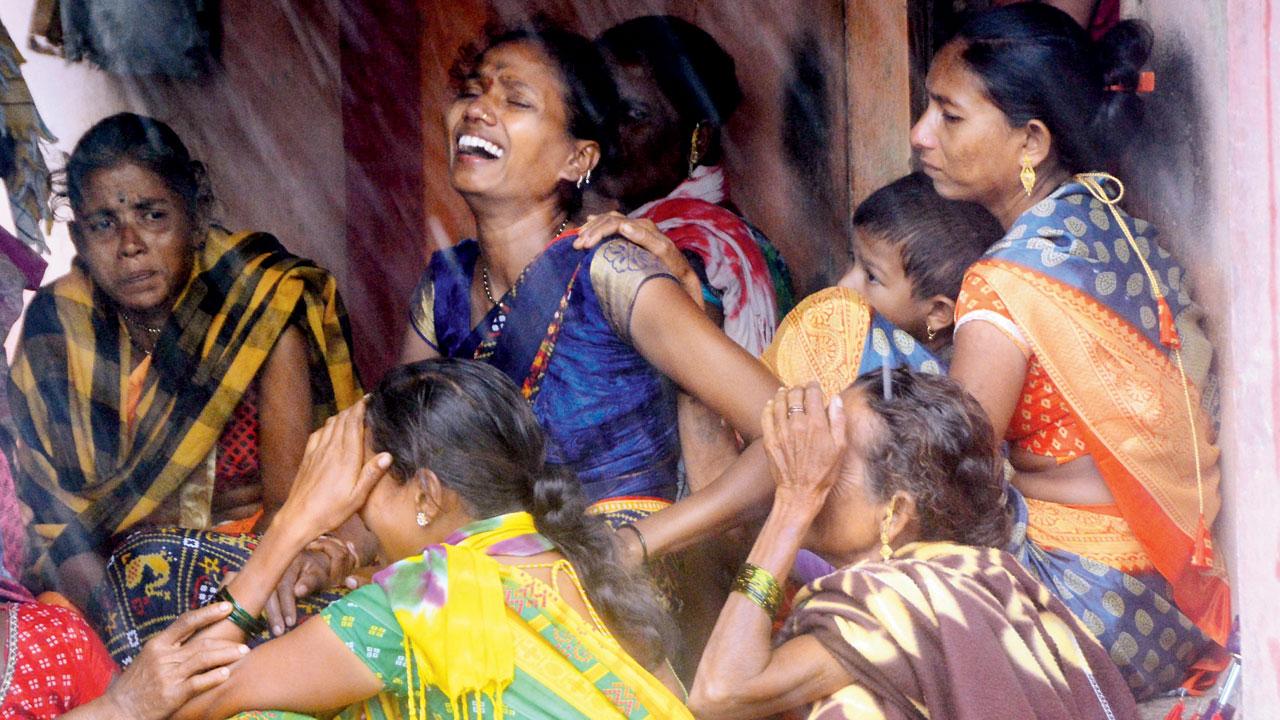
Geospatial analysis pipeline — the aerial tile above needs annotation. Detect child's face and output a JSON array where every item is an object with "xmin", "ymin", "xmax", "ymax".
[{"xmin": 838, "ymin": 230, "xmax": 933, "ymax": 338}]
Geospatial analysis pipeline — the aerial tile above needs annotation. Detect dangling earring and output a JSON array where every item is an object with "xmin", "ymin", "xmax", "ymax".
[
  {"xmin": 416, "ymin": 511, "xmax": 430, "ymax": 528},
  {"xmin": 576, "ymin": 168, "xmax": 592, "ymax": 190},
  {"xmin": 925, "ymin": 324, "xmax": 937, "ymax": 342},
  {"xmin": 687, "ymin": 121, "xmax": 705, "ymax": 177},
  {"xmin": 1020, "ymin": 153, "xmax": 1036, "ymax": 196},
  {"xmin": 879, "ymin": 506, "xmax": 895, "ymax": 561}
]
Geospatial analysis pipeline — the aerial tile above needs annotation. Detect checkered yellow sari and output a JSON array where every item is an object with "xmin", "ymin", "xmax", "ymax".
[{"xmin": 9, "ymin": 229, "xmax": 360, "ymax": 579}]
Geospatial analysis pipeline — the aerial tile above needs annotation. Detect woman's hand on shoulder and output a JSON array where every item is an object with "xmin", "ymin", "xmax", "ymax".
[
  {"xmin": 763, "ymin": 383, "xmax": 847, "ymax": 516},
  {"xmin": 92, "ymin": 602, "xmax": 248, "ymax": 720},
  {"xmin": 274, "ymin": 400, "xmax": 392, "ymax": 542},
  {"xmin": 574, "ymin": 211, "xmax": 703, "ymax": 307}
]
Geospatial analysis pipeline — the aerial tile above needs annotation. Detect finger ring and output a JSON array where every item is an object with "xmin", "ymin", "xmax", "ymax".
[{"xmin": 787, "ymin": 404, "xmax": 806, "ymax": 417}]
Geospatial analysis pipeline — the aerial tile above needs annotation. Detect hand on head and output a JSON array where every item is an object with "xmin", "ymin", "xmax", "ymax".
[
  {"xmin": 762, "ymin": 382, "xmax": 848, "ymax": 510},
  {"xmin": 276, "ymin": 400, "xmax": 392, "ymax": 542}
]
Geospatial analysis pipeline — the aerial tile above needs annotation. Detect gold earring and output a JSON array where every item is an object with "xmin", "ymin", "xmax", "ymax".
[
  {"xmin": 926, "ymin": 325, "xmax": 937, "ymax": 342},
  {"xmin": 879, "ymin": 506, "xmax": 895, "ymax": 561},
  {"xmin": 1020, "ymin": 153, "xmax": 1036, "ymax": 196},
  {"xmin": 687, "ymin": 121, "xmax": 705, "ymax": 177}
]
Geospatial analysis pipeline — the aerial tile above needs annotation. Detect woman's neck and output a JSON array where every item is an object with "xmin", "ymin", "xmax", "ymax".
[
  {"xmin": 989, "ymin": 166, "xmax": 1073, "ymax": 230},
  {"xmin": 472, "ymin": 198, "xmax": 569, "ymax": 287}
]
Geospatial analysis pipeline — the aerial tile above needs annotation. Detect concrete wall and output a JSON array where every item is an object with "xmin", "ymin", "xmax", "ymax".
[
  {"xmin": 1121, "ymin": 0, "xmax": 1280, "ymax": 710},
  {"xmin": 0, "ymin": 0, "xmax": 345, "ymax": 347}
]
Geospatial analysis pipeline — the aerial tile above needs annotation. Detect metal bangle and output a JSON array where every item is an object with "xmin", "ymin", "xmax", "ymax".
[
  {"xmin": 616, "ymin": 522, "xmax": 649, "ymax": 565},
  {"xmin": 731, "ymin": 562, "xmax": 783, "ymax": 619}
]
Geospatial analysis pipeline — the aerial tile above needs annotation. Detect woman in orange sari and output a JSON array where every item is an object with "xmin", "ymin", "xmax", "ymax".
[{"xmin": 912, "ymin": 4, "xmax": 1228, "ymax": 699}]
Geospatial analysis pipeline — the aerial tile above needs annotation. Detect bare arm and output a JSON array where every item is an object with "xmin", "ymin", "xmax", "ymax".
[
  {"xmin": 630, "ymin": 279, "xmax": 777, "ymax": 441},
  {"xmin": 256, "ymin": 325, "xmax": 312, "ymax": 526},
  {"xmin": 400, "ymin": 325, "xmax": 440, "ymax": 365},
  {"xmin": 947, "ymin": 321, "xmax": 1028, "ymax": 437},
  {"xmin": 174, "ymin": 610, "xmax": 381, "ymax": 719},
  {"xmin": 622, "ymin": 278, "xmax": 780, "ymax": 558},
  {"xmin": 691, "ymin": 385, "xmax": 853, "ymax": 719},
  {"xmin": 64, "ymin": 603, "xmax": 246, "ymax": 720}
]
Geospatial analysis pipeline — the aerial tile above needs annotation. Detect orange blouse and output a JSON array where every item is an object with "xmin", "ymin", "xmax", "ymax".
[{"xmin": 955, "ymin": 273, "xmax": 1087, "ymax": 464}]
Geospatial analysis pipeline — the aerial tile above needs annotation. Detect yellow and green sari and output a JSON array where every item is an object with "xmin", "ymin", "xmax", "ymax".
[{"xmin": 234, "ymin": 512, "xmax": 689, "ymax": 720}]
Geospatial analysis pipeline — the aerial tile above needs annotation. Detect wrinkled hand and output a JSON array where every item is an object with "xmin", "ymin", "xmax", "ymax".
[
  {"xmin": 762, "ymin": 383, "xmax": 848, "ymax": 511},
  {"xmin": 263, "ymin": 538, "xmax": 360, "ymax": 636},
  {"xmin": 102, "ymin": 602, "xmax": 247, "ymax": 720},
  {"xmin": 276, "ymin": 400, "xmax": 392, "ymax": 542},
  {"xmin": 574, "ymin": 211, "xmax": 704, "ymax": 308}
]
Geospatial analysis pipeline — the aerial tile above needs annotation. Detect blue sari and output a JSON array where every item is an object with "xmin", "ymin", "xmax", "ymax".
[{"xmin": 410, "ymin": 235, "xmax": 681, "ymax": 504}]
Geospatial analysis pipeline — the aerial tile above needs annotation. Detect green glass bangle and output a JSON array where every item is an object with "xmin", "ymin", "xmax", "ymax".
[
  {"xmin": 731, "ymin": 562, "xmax": 783, "ymax": 619},
  {"xmin": 214, "ymin": 586, "xmax": 265, "ymax": 636}
]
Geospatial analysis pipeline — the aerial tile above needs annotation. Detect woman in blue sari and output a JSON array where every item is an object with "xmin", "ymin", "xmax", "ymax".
[{"xmin": 400, "ymin": 23, "xmax": 779, "ymax": 536}]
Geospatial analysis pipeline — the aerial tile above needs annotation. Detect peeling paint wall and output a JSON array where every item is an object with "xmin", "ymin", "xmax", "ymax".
[{"xmin": 1122, "ymin": 0, "xmax": 1280, "ymax": 709}]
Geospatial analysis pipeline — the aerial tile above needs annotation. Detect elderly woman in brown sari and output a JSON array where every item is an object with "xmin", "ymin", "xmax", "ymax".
[{"xmin": 690, "ymin": 370, "xmax": 1139, "ymax": 720}]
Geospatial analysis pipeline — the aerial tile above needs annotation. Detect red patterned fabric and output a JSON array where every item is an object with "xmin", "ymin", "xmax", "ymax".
[
  {"xmin": 0, "ymin": 603, "xmax": 116, "ymax": 718},
  {"xmin": 215, "ymin": 381, "xmax": 260, "ymax": 492}
]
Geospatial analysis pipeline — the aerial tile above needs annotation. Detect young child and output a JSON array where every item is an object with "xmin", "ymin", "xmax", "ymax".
[
  {"xmin": 840, "ymin": 171, "xmax": 1003, "ymax": 355},
  {"xmin": 764, "ymin": 172, "xmax": 1002, "ymax": 398}
]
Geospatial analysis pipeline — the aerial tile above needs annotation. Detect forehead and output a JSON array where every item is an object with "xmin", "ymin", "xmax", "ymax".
[
  {"xmin": 477, "ymin": 41, "xmax": 566, "ymax": 95},
  {"xmin": 852, "ymin": 229, "xmax": 904, "ymax": 267},
  {"xmin": 79, "ymin": 162, "xmax": 180, "ymax": 208},
  {"xmin": 838, "ymin": 385, "xmax": 885, "ymax": 452},
  {"xmin": 926, "ymin": 42, "xmax": 995, "ymax": 108}
]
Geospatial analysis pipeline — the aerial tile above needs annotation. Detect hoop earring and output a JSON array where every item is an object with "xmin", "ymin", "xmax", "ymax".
[
  {"xmin": 687, "ymin": 121, "xmax": 705, "ymax": 177},
  {"xmin": 879, "ymin": 506, "xmax": 895, "ymax": 561},
  {"xmin": 416, "ymin": 511, "xmax": 430, "ymax": 528},
  {"xmin": 1020, "ymin": 153, "xmax": 1036, "ymax": 196}
]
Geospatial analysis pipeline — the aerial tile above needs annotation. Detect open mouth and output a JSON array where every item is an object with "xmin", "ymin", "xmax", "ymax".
[{"xmin": 457, "ymin": 134, "xmax": 504, "ymax": 160}]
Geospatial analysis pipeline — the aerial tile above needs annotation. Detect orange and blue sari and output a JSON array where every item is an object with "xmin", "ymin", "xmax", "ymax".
[{"xmin": 955, "ymin": 175, "xmax": 1230, "ymax": 700}]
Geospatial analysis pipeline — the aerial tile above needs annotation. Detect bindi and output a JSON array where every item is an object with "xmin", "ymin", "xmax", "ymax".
[{"xmin": 115, "ymin": 193, "xmax": 127, "ymax": 205}]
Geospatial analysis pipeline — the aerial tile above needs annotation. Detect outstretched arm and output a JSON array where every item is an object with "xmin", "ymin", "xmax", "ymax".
[{"xmin": 173, "ymin": 610, "xmax": 381, "ymax": 719}]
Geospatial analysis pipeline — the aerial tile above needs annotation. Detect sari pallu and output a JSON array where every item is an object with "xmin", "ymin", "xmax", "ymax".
[
  {"xmin": 229, "ymin": 512, "xmax": 691, "ymax": 720},
  {"xmin": 965, "ymin": 179, "xmax": 1230, "ymax": 651},
  {"xmin": 762, "ymin": 287, "xmax": 943, "ymax": 400},
  {"xmin": 9, "ymin": 228, "xmax": 362, "ymax": 583},
  {"xmin": 762, "ymin": 286, "xmax": 943, "ymax": 584},
  {"xmin": 411, "ymin": 235, "xmax": 681, "ymax": 503},
  {"xmin": 631, "ymin": 164, "xmax": 792, "ymax": 356},
  {"xmin": 782, "ymin": 542, "xmax": 1139, "ymax": 720}
]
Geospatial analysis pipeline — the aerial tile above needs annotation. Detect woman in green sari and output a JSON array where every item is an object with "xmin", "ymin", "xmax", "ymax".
[{"xmin": 171, "ymin": 358, "xmax": 689, "ymax": 719}]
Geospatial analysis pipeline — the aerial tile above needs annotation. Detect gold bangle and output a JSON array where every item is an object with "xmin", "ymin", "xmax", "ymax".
[{"xmin": 731, "ymin": 562, "xmax": 783, "ymax": 619}]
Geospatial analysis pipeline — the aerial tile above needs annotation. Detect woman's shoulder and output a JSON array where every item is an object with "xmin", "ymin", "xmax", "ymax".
[{"xmin": 581, "ymin": 237, "xmax": 677, "ymax": 343}]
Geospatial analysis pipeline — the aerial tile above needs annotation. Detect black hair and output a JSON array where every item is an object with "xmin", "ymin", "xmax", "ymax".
[
  {"xmin": 597, "ymin": 15, "xmax": 743, "ymax": 135},
  {"xmin": 60, "ymin": 112, "xmax": 214, "ymax": 222},
  {"xmin": 451, "ymin": 19, "xmax": 620, "ymax": 210},
  {"xmin": 853, "ymin": 368, "xmax": 1009, "ymax": 548},
  {"xmin": 853, "ymin": 172, "xmax": 1002, "ymax": 300},
  {"xmin": 954, "ymin": 4, "xmax": 1153, "ymax": 172},
  {"xmin": 365, "ymin": 358, "xmax": 674, "ymax": 667}
]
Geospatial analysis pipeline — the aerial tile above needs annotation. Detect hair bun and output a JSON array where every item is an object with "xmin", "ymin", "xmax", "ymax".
[{"xmin": 1096, "ymin": 20, "xmax": 1153, "ymax": 91}]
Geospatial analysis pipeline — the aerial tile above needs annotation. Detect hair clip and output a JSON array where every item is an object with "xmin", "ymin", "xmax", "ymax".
[
  {"xmin": 1104, "ymin": 70, "xmax": 1156, "ymax": 94},
  {"xmin": 881, "ymin": 353, "xmax": 893, "ymax": 400}
]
